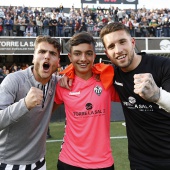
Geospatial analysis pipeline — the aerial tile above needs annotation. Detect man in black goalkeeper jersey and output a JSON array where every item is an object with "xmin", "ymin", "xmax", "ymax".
[{"xmin": 100, "ymin": 22, "xmax": 170, "ymax": 170}]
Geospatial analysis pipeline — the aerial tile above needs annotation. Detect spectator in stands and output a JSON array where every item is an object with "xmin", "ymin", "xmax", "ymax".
[
  {"xmin": 0, "ymin": 68, "xmax": 6, "ymax": 84},
  {"xmin": 79, "ymin": 21, "xmax": 87, "ymax": 32},
  {"xmin": 162, "ymin": 17, "xmax": 170, "ymax": 37},
  {"xmin": 18, "ymin": 18, "xmax": 26, "ymax": 36},
  {"xmin": 53, "ymin": 31, "xmax": 119, "ymax": 170},
  {"xmin": 155, "ymin": 18, "xmax": 163, "ymax": 37},
  {"xmin": 63, "ymin": 20, "xmax": 71, "ymax": 37},
  {"xmin": 2, "ymin": 66, "xmax": 7, "ymax": 75},
  {"xmin": 141, "ymin": 22, "xmax": 150, "ymax": 37},
  {"xmin": 13, "ymin": 14, "xmax": 20, "ymax": 36},
  {"xmin": 36, "ymin": 15, "xmax": 43, "ymax": 36},
  {"xmin": 4, "ymin": 15, "xmax": 13, "ymax": 36},
  {"xmin": 57, "ymin": 17, "xmax": 64, "ymax": 37},
  {"xmin": 0, "ymin": 8, "xmax": 5, "ymax": 20},
  {"xmin": 137, "ymin": 24, "xmax": 143, "ymax": 37},
  {"xmin": 117, "ymin": 9, "xmax": 125, "ymax": 22},
  {"xmin": 0, "ymin": 35, "xmax": 60, "ymax": 170},
  {"xmin": 4, "ymin": 69, "xmax": 10, "ymax": 76},
  {"xmin": 59, "ymin": 4, "xmax": 64, "ymax": 13},
  {"xmin": 24, "ymin": 24, "xmax": 34, "ymax": 37},
  {"xmin": 133, "ymin": 19, "xmax": 140, "ymax": 37},
  {"xmin": 34, "ymin": 7, "xmax": 40, "ymax": 17},
  {"xmin": 74, "ymin": 19, "xmax": 80, "ymax": 34},
  {"xmin": 49, "ymin": 14, "xmax": 58, "ymax": 37},
  {"xmin": 30, "ymin": 20, "xmax": 38, "ymax": 36},
  {"xmin": 9, "ymin": 63, "xmax": 17, "ymax": 72},
  {"xmin": 43, "ymin": 16, "xmax": 49, "ymax": 36},
  {"xmin": 16, "ymin": 6, "xmax": 23, "ymax": 16},
  {"xmin": 68, "ymin": 19, "xmax": 75, "ymax": 36},
  {"xmin": 0, "ymin": 18, "xmax": 3, "ymax": 36}
]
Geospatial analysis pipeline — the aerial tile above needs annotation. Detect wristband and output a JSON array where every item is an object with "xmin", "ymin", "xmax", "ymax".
[{"xmin": 156, "ymin": 88, "xmax": 170, "ymax": 113}]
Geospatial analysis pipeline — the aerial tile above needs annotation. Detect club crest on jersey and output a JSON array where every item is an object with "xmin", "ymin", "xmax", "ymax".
[{"xmin": 94, "ymin": 86, "xmax": 102, "ymax": 96}]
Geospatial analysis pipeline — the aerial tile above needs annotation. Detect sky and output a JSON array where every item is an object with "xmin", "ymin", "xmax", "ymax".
[{"xmin": 0, "ymin": 0, "xmax": 169, "ymax": 10}]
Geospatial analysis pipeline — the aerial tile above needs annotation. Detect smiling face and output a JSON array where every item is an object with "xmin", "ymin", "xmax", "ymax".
[
  {"xmin": 32, "ymin": 41, "xmax": 60, "ymax": 84},
  {"xmin": 68, "ymin": 43, "xmax": 96, "ymax": 80},
  {"xmin": 103, "ymin": 30, "xmax": 139, "ymax": 72}
]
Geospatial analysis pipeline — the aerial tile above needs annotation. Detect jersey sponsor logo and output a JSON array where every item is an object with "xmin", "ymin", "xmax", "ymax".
[
  {"xmin": 114, "ymin": 80, "xmax": 123, "ymax": 86},
  {"xmin": 73, "ymin": 102, "xmax": 106, "ymax": 118},
  {"xmin": 122, "ymin": 96, "xmax": 153, "ymax": 111},
  {"xmin": 86, "ymin": 103, "xmax": 93, "ymax": 110},
  {"xmin": 94, "ymin": 85, "xmax": 102, "ymax": 96}
]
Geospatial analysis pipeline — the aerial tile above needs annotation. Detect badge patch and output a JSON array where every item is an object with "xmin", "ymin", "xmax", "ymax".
[{"xmin": 94, "ymin": 86, "xmax": 102, "ymax": 96}]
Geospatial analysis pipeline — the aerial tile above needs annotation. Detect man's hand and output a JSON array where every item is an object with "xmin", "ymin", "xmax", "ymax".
[
  {"xmin": 25, "ymin": 87, "xmax": 43, "ymax": 110},
  {"xmin": 134, "ymin": 73, "xmax": 160, "ymax": 102},
  {"xmin": 59, "ymin": 75, "xmax": 73, "ymax": 90}
]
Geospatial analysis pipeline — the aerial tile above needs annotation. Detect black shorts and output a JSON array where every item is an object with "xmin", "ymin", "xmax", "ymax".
[{"xmin": 57, "ymin": 160, "xmax": 115, "ymax": 170}]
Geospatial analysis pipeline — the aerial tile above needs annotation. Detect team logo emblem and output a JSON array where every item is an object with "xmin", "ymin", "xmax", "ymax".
[{"xmin": 94, "ymin": 86, "xmax": 102, "ymax": 96}]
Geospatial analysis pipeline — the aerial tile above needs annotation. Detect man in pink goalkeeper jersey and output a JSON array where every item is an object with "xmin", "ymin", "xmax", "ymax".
[{"xmin": 53, "ymin": 32, "xmax": 120, "ymax": 170}]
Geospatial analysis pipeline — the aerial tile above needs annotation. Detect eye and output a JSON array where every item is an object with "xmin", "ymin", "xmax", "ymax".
[
  {"xmin": 120, "ymin": 40, "xmax": 126, "ymax": 44},
  {"xmin": 50, "ymin": 51, "xmax": 58, "ymax": 56},
  {"xmin": 74, "ymin": 52, "xmax": 81, "ymax": 56},
  {"xmin": 86, "ymin": 52, "xmax": 93, "ymax": 56},
  {"xmin": 39, "ymin": 50, "xmax": 46, "ymax": 54},
  {"xmin": 108, "ymin": 44, "xmax": 115, "ymax": 50}
]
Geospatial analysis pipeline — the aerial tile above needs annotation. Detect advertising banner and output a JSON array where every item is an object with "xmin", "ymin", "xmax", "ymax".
[
  {"xmin": 122, "ymin": 0, "xmax": 138, "ymax": 4},
  {"xmin": 98, "ymin": 0, "xmax": 122, "ymax": 4},
  {"xmin": 0, "ymin": 37, "xmax": 35, "ymax": 55},
  {"xmin": 0, "ymin": 37, "xmax": 169, "ymax": 55},
  {"xmin": 0, "ymin": 37, "xmax": 60, "ymax": 55},
  {"xmin": 81, "ymin": 0, "xmax": 97, "ymax": 3}
]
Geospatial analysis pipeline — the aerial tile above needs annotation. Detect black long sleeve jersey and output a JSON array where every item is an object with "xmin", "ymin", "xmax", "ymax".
[{"xmin": 114, "ymin": 53, "xmax": 170, "ymax": 163}]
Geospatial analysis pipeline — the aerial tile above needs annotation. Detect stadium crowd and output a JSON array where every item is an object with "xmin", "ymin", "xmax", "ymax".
[
  {"xmin": 0, "ymin": 4, "xmax": 170, "ymax": 79},
  {"xmin": 0, "ymin": 4, "xmax": 170, "ymax": 38}
]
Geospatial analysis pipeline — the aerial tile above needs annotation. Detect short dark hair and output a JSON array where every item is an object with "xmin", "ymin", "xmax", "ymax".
[
  {"xmin": 100, "ymin": 22, "xmax": 131, "ymax": 48},
  {"xmin": 34, "ymin": 35, "xmax": 61, "ymax": 53},
  {"xmin": 67, "ymin": 32, "xmax": 96, "ymax": 52}
]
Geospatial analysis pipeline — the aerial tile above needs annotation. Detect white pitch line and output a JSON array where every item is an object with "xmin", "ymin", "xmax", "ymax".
[{"xmin": 46, "ymin": 136, "xmax": 127, "ymax": 143}]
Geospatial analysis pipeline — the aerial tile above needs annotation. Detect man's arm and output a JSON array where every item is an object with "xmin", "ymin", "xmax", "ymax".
[
  {"xmin": 58, "ymin": 75, "xmax": 73, "ymax": 90},
  {"xmin": 0, "ymin": 75, "xmax": 43, "ymax": 130},
  {"xmin": 52, "ymin": 102, "xmax": 61, "ymax": 113},
  {"xmin": 134, "ymin": 73, "xmax": 170, "ymax": 113}
]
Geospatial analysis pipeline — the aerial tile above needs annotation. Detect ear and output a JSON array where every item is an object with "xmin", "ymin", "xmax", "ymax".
[
  {"xmin": 68, "ymin": 53, "xmax": 72, "ymax": 62},
  {"xmin": 131, "ymin": 37, "xmax": 136, "ymax": 48}
]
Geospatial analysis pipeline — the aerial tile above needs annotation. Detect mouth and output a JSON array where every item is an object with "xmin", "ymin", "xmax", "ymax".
[
  {"xmin": 43, "ymin": 62, "xmax": 50, "ymax": 71},
  {"xmin": 78, "ymin": 63, "xmax": 89, "ymax": 67},
  {"xmin": 116, "ymin": 54, "xmax": 126, "ymax": 60}
]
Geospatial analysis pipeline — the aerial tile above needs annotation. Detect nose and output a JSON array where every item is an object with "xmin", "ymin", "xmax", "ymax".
[
  {"xmin": 44, "ymin": 51, "xmax": 50, "ymax": 60},
  {"xmin": 80, "ymin": 53, "xmax": 86, "ymax": 61},
  {"xmin": 115, "ymin": 44, "xmax": 123, "ymax": 54}
]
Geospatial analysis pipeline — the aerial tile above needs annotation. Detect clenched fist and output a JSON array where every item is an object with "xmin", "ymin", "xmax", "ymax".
[
  {"xmin": 134, "ymin": 73, "xmax": 160, "ymax": 102},
  {"xmin": 25, "ymin": 87, "xmax": 43, "ymax": 110}
]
